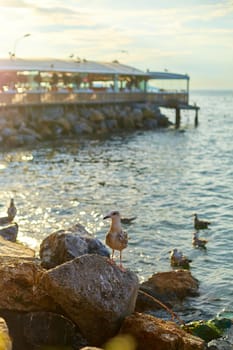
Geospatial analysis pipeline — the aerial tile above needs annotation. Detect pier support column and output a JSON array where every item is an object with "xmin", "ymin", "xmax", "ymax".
[
  {"xmin": 113, "ymin": 74, "xmax": 119, "ymax": 92},
  {"xmin": 175, "ymin": 108, "xmax": 181, "ymax": 128},
  {"xmin": 194, "ymin": 109, "xmax": 199, "ymax": 127}
]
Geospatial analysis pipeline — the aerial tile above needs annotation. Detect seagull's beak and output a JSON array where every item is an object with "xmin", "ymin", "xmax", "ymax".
[{"xmin": 103, "ymin": 214, "xmax": 111, "ymax": 220}]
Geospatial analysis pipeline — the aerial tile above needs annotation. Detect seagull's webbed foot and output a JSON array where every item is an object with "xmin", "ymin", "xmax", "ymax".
[
  {"xmin": 118, "ymin": 263, "xmax": 126, "ymax": 272},
  {"xmin": 107, "ymin": 257, "xmax": 116, "ymax": 266}
]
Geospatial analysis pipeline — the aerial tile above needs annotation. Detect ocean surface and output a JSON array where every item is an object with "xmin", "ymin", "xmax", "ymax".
[{"xmin": 0, "ymin": 89, "xmax": 233, "ymax": 323}]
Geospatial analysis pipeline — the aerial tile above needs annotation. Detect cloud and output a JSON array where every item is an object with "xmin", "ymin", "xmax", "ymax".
[
  {"xmin": 0, "ymin": 0, "xmax": 31, "ymax": 7},
  {"xmin": 0, "ymin": 0, "xmax": 232, "ymax": 88},
  {"xmin": 33, "ymin": 5, "xmax": 77, "ymax": 16}
]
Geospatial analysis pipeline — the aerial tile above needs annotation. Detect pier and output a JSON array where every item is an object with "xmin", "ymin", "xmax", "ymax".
[
  {"xmin": 175, "ymin": 104, "xmax": 200, "ymax": 128},
  {"xmin": 0, "ymin": 58, "xmax": 199, "ymax": 128}
]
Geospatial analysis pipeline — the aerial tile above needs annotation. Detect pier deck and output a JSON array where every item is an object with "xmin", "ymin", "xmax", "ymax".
[{"xmin": 0, "ymin": 91, "xmax": 199, "ymax": 128}]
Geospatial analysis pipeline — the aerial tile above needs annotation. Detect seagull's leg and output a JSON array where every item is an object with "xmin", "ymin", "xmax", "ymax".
[
  {"xmin": 107, "ymin": 250, "xmax": 115, "ymax": 265},
  {"xmin": 112, "ymin": 249, "xmax": 115, "ymax": 261},
  {"xmin": 119, "ymin": 251, "xmax": 125, "ymax": 271}
]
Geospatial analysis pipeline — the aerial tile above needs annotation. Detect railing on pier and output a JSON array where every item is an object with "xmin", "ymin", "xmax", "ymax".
[
  {"xmin": 0, "ymin": 91, "xmax": 188, "ymax": 107},
  {"xmin": 146, "ymin": 92, "xmax": 188, "ymax": 106}
]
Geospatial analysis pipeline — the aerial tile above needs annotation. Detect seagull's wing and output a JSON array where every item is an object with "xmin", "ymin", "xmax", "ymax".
[{"xmin": 117, "ymin": 230, "xmax": 128, "ymax": 244}]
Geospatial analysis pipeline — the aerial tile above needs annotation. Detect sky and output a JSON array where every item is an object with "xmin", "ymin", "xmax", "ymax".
[{"xmin": 0, "ymin": 0, "xmax": 232, "ymax": 89}]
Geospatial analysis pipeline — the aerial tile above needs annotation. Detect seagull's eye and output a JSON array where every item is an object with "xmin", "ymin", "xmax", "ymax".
[{"xmin": 112, "ymin": 211, "xmax": 118, "ymax": 216}]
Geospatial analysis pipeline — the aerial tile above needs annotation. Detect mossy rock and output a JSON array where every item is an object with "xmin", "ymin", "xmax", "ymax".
[{"xmin": 182, "ymin": 318, "xmax": 232, "ymax": 342}]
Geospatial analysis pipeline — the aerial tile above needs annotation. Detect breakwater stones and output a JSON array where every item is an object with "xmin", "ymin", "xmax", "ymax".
[
  {"xmin": 0, "ymin": 219, "xmax": 207, "ymax": 350},
  {"xmin": 0, "ymin": 103, "xmax": 170, "ymax": 148}
]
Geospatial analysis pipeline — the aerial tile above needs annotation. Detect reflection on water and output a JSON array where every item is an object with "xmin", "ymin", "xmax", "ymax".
[{"xmin": 0, "ymin": 90, "xmax": 233, "ymax": 321}]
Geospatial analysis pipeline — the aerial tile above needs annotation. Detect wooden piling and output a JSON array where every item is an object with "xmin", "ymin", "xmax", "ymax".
[
  {"xmin": 194, "ymin": 108, "xmax": 199, "ymax": 127},
  {"xmin": 175, "ymin": 108, "xmax": 181, "ymax": 128}
]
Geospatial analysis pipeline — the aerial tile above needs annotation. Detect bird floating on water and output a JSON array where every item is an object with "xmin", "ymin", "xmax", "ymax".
[
  {"xmin": 103, "ymin": 210, "xmax": 128, "ymax": 270},
  {"xmin": 7, "ymin": 198, "xmax": 17, "ymax": 222},
  {"xmin": 121, "ymin": 216, "xmax": 136, "ymax": 225},
  {"xmin": 192, "ymin": 231, "xmax": 208, "ymax": 249},
  {"xmin": 193, "ymin": 213, "xmax": 211, "ymax": 230},
  {"xmin": 170, "ymin": 248, "xmax": 192, "ymax": 269}
]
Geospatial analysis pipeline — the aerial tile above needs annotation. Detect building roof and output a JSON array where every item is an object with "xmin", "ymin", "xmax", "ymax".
[
  {"xmin": 148, "ymin": 71, "xmax": 190, "ymax": 80},
  {"xmin": 0, "ymin": 58, "xmax": 148, "ymax": 76}
]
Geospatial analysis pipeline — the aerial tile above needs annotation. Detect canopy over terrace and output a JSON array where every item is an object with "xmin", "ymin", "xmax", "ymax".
[
  {"xmin": 0, "ymin": 58, "xmax": 149, "ymax": 92},
  {"xmin": 0, "ymin": 58, "xmax": 148, "ymax": 75},
  {"xmin": 147, "ymin": 71, "xmax": 190, "ymax": 94}
]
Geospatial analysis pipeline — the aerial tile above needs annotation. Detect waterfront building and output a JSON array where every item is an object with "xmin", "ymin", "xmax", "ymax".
[{"xmin": 0, "ymin": 58, "xmax": 198, "ymax": 127}]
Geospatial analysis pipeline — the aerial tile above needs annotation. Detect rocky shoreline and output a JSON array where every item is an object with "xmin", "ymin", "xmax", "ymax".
[
  {"xmin": 0, "ymin": 103, "xmax": 171, "ymax": 148},
  {"xmin": 0, "ymin": 213, "xmax": 232, "ymax": 350}
]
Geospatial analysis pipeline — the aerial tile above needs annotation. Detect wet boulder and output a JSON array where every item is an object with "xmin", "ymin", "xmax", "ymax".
[
  {"xmin": 22, "ymin": 311, "xmax": 88, "ymax": 349},
  {"xmin": 183, "ymin": 318, "xmax": 233, "ymax": 343},
  {"xmin": 0, "ymin": 310, "xmax": 87, "ymax": 350},
  {"xmin": 40, "ymin": 254, "xmax": 139, "ymax": 345},
  {"xmin": 207, "ymin": 339, "xmax": 233, "ymax": 350},
  {"xmin": 136, "ymin": 270, "xmax": 199, "ymax": 312},
  {"xmin": 0, "ymin": 223, "xmax": 18, "ymax": 242},
  {"xmin": 120, "ymin": 312, "xmax": 205, "ymax": 350},
  {"xmin": 0, "ymin": 235, "xmax": 35, "ymax": 259},
  {"xmin": 89, "ymin": 109, "xmax": 105, "ymax": 122},
  {"xmin": 157, "ymin": 113, "xmax": 170, "ymax": 127},
  {"xmin": 39, "ymin": 223, "xmax": 110, "ymax": 269},
  {"xmin": 0, "ymin": 217, "xmax": 11, "ymax": 225},
  {"xmin": 0, "ymin": 237, "xmax": 58, "ymax": 312}
]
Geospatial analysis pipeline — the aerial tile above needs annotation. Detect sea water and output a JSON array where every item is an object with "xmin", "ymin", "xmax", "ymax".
[{"xmin": 0, "ymin": 89, "xmax": 232, "ymax": 323}]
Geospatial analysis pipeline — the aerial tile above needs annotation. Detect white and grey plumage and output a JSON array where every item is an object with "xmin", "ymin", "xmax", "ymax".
[
  {"xmin": 193, "ymin": 213, "xmax": 211, "ymax": 230},
  {"xmin": 170, "ymin": 248, "xmax": 192, "ymax": 269},
  {"xmin": 103, "ymin": 210, "xmax": 128, "ymax": 269},
  {"xmin": 192, "ymin": 231, "xmax": 208, "ymax": 249},
  {"xmin": 7, "ymin": 198, "xmax": 17, "ymax": 222}
]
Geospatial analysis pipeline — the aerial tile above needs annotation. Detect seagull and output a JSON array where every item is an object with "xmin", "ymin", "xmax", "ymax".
[
  {"xmin": 103, "ymin": 210, "xmax": 128, "ymax": 269},
  {"xmin": 192, "ymin": 231, "xmax": 208, "ymax": 249},
  {"xmin": 121, "ymin": 216, "xmax": 136, "ymax": 225},
  {"xmin": 193, "ymin": 213, "xmax": 211, "ymax": 230},
  {"xmin": 7, "ymin": 198, "xmax": 17, "ymax": 222},
  {"xmin": 170, "ymin": 248, "xmax": 192, "ymax": 269}
]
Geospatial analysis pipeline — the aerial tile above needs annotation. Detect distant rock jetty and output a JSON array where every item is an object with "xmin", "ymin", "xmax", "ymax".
[{"xmin": 0, "ymin": 103, "xmax": 170, "ymax": 148}]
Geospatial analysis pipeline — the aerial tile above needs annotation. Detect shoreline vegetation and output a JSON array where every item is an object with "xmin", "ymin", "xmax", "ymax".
[
  {"xmin": 0, "ymin": 103, "xmax": 171, "ymax": 149},
  {"xmin": 0, "ymin": 211, "xmax": 232, "ymax": 349}
]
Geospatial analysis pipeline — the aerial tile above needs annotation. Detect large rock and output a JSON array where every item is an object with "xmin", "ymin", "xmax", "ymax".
[
  {"xmin": 183, "ymin": 318, "xmax": 233, "ymax": 343},
  {"xmin": 207, "ymin": 338, "xmax": 233, "ymax": 350},
  {"xmin": 39, "ymin": 223, "xmax": 110, "ymax": 269},
  {"xmin": 0, "ymin": 217, "xmax": 11, "ymax": 225},
  {"xmin": 89, "ymin": 109, "xmax": 105, "ymax": 122},
  {"xmin": 137, "ymin": 270, "xmax": 199, "ymax": 311},
  {"xmin": 40, "ymin": 254, "xmax": 139, "ymax": 345},
  {"xmin": 0, "ymin": 223, "xmax": 18, "ymax": 242},
  {"xmin": 0, "ymin": 310, "xmax": 87, "ymax": 350},
  {"xmin": 120, "ymin": 312, "xmax": 205, "ymax": 350},
  {"xmin": 0, "ymin": 236, "xmax": 34, "ymax": 259},
  {"xmin": 23, "ymin": 311, "xmax": 87, "ymax": 348},
  {"xmin": 0, "ymin": 257, "xmax": 58, "ymax": 312},
  {"xmin": 0, "ymin": 237, "xmax": 58, "ymax": 312}
]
